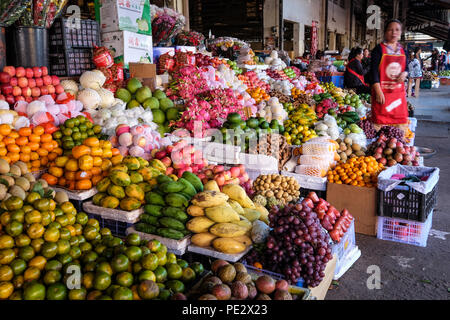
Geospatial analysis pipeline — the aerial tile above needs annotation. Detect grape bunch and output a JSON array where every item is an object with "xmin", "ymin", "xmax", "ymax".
[
  {"xmin": 377, "ymin": 126, "xmax": 405, "ymax": 143},
  {"xmin": 264, "ymin": 201, "xmax": 332, "ymax": 287},
  {"xmin": 359, "ymin": 119, "xmax": 377, "ymax": 139}
]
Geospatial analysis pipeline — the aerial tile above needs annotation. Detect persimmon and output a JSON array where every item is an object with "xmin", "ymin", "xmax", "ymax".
[
  {"xmin": 18, "ymin": 127, "xmax": 32, "ymax": 137},
  {"xmin": 33, "ymin": 126, "xmax": 44, "ymax": 136},
  {"xmin": 42, "ymin": 173, "xmax": 58, "ymax": 185}
]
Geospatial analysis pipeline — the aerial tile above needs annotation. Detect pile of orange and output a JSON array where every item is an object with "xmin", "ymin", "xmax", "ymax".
[
  {"xmin": 43, "ymin": 137, "xmax": 121, "ymax": 190},
  {"xmin": 327, "ymin": 156, "xmax": 385, "ymax": 188},
  {"xmin": 247, "ymin": 87, "xmax": 270, "ymax": 104},
  {"xmin": 0, "ymin": 124, "xmax": 61, "ymax": 172},
  {"xmin": 291, "ymin": 88, "xmax": 307, "ymax": 99}
]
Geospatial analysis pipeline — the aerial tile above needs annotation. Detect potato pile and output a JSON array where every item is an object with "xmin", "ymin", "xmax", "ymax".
[
  {"xmin": 336, "ymin": 137, "xmax": 367, "ymax": 162},
  {"xmin": 253, "ymin": 174, "xmax": 300, "ymax": 205}
]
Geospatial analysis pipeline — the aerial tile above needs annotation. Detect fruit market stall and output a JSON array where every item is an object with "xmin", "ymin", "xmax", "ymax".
[{"xmin": 0, "ymin": 1, "xmax": 441, "ymax": 301}]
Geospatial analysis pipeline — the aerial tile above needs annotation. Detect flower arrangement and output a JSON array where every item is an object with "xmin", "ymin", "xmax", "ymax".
[
  {"xmin": 150, "ymin": 4, "xmax": 186, "ymax": 46},
  {"xmin": 175, "ymin": 30, "xmax": 205, "ymax": 47},
  {"xmin": 17, "ymin": 0, "xmax": 67, "ymax": 28}
]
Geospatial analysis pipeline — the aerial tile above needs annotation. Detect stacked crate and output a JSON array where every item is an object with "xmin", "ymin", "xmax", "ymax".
[{"xmin": 49, "ymin": 18, "xmax": 100, "ymax": 77}]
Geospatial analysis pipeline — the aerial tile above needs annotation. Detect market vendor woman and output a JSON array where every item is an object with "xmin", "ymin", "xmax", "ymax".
[
  {"xmin": 370, "ymin": 19, "xmax": 409, "ymax": 131},
  {"xmin": 344, "ymin": 47, "xmax": 370, "ymax": 94}
]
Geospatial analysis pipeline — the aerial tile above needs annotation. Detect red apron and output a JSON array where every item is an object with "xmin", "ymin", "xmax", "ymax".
[
  {"xmin": 371, "ymin": 43, "xmax": 408, "ymax": 124},
  {"xmin": 347, "ymin": 59, "xmax": 368, "ymax": 87}
]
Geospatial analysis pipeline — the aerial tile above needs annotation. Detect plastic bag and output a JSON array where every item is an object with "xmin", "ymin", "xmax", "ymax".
[
  {"xmin": 323, "ymin": 114, "xmax": 338, "ymax": 128},
  {"xmin": 347, "ymin": 133, "xmax": 367, "ymax": 148}
]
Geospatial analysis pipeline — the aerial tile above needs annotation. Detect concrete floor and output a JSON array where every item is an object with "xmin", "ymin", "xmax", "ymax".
[{"xmin": 326, "ymin": 86, "xmax": 450, "ymax": 300}]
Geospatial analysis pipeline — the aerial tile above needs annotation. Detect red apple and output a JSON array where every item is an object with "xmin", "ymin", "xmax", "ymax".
[
  {"xmin": 12, "ymin": 86, "xmax": 21, "ymax": 96},
  {"xmin": 205, "ymin": 169, "xmax": 214, "ymax": 178},
  {"xmin": 15, "ymin": 67, "xmax": 25, "ymax": 78},
  {"xmin": 40, "ymin": 86, "xmax": 49, "ymax": 95},
  {"xmin": 41, "ymin": 66, "xmax": 48, "ymax": 76},
  {"xmin": 28, "ymin": 78, "xmax": 36, "ymax": 88},
  {"xmin": 25, "ymin": 68, "xmax": 34, "ymax": 78},
  {"xmin": 21, "ymin": 87, "xmax": 31, "ymax": 97},
  {"xmin": 0, "ymin": 72, "xmax": 10, "ymax": 84},
  {"xmin": 213, "ymin": 165, "xmax": 224, "ymax": 174},
  {"xmin": 165, "ymin": 167, "xmax": 174, "ymax": 175},
  {"xmin": 55, "ymin": 84, "xmax": 64, "ymax": 94},
  {"xmin": 160, "ymin": 156, "xmax": 172, "ymax": 168},
  {"xmin": 5, "ymin": 95, "xmax": 14, "ymax": 104},
  {"xmin": 42, "ymin": 75, "xmax": 52, "ymax": 86},
  {"xmin": 1, "ymin": 84, "xmax": 12, "ymax": 95},
  {"xmin": 172, "ymin": 162, "xmax": 186, "ymax": 170},
  {"xmin": 3, "ymin": 66, "xmax": 15, "ymax": 77},
  {"xmin": 197, "ymin": 173, "xmax": 207, "ymax": 180},
  {"xmin": 223, "ymin": 170, "xmax": 232, "ymax": 180},
  {"xmin": 25, "ymin": 96, "xmax": 33, "ymax": 103},
  {"xmin": 46, "ymin": 84, "xmax": 55, "ymax": 94},
  {"xmin": 10, "ymin": 77, "xmax": 18, "ymax": 86},
  {"xmin": 166, "ymin": 145, "xmax": 174, "ymax": 154},
  {"xmin": 35, "ymin": 77, "xmax": 43, "ymax": 87},
  {"xmin": 154, "ymin": 150, "xmax": 167, "ymax": 160},
  {"xmin": 15, "ymin": 96, "xmax": 25, "ymax": 102},
  {"xmin": 215, "ymin": 174, "xmax": 226, "ymax": 186},
  {"xmin": 18, "ymin": 77, "xmax": 28, "ymax": 88},
  {"xmin": 238, "ymin": 175, "xmax": 247, "ymax": 185},
  {"xmin": 230, "ymin": 166, "xmax": 240, "ymax": 178},
  {"xmin": 51, "ymin": 75, "xmax": 60, "ymax": 85},
  {"xmin": 241, "ymin": 172, "xmax": 249, "ymax": 182},
  {"xmin": 31, "ymin": 87, "xmax": 41, "ymax": 97},
  {"xmin": 238, "ymin": 164, "xmax": 246, "ymax": 175},
  {"xmin": 32, "ymin": 67, "xmax": 42, "ymax": 78}
]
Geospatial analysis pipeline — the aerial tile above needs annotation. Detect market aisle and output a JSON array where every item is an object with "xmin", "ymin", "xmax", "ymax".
[
  {"xmin": 326, "ymin": 121, "xmax": 450, "ymax": 300},
  {"xmin": 407, "ymin": 85, "xmax": 450, "ymax": 123}
]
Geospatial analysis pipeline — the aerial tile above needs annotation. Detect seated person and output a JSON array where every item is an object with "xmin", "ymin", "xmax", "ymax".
[{"xmin": 344, "ymin": 47, "xmax": 371, "ymax": 94}]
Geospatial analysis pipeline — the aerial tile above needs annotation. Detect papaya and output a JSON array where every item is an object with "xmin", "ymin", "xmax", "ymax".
[
  {"xmin": 111, "ymin": 164, "xmax": 128, "ymax": 173},
  {"xmin": 125, "ymin": 185, "xmax": 144, "ymax": 201},
  {"xmin": 109, "ymin": 171, "xmax": 131, "ymax": 187},
  {"xmin": 159, "ymin": 181, "xmax": 184, "ymax": 194},
  {"xmin": 187, "ymin": 205, "xmax": 204, "ymax": 217},
  {"xmin": 241, "ymin": 208, "xmax": 260, "ymax": 222},
  {"xmin": 205, "ymin": 205, "xmax": 240, "ymax": 223},
  {"xmin": 181, "ymin": 172, "xmax": 203, "ymax": 193},
  {"xmin": 138, "ymin": 182, "xmax": 152, "ymax": 193},
  {"xmin": 162, "ymin": 207, "xmax": 188, "ymax": 223},
  {"xmin": 212, "ymin": 238, "xmax": 246, "ymax": 254},
  {"xmin": 191, "ymin": 233, "xmax": 217, "ymax": 247},
  {"xmin": 93, "ymin": 193, "xmax": 107, "ymax": 206},
  {"xmin": 165, "ymin": 193, "xmax": 189, "ymax": 208},
  {"xmin": 96, "ymin": 178, "xmax": 111, "ymax": 193},
  {"xmin": 209, "ymin": 223, "xmax": 247, "ymax": 238},
  {"xmin": 186, "ymin": 217, "xmax": 215, "ymax": 233},
  {"xmin": 204, "ymin": 180, "xmax": 220, "ymax": 192},
  {"xmin": 120, "ymin": 198, "xmax": 141, "ymax": 211},
  {"xmin": 107, "ymin": 185, "xmax": 126, "ymax": 199},
  {"xmin": 156, "ymin": 228, "xmax": 184, "ymax": 240},
  {"xmin": 177, "ymin": 178, "xmax": 197, "ymax": 198},
  {"xmin": 156, "ymin": 175, "xmax": 173, "ymax": 185},
  {"xmin": 159, "ymin": 217, "xmax": 185, "ymax": 231},
  {"xmin": 145, "ymin": 192, "xmax": 165, "ymax": 206},
  {"xmin": 100, "ymin": 196, "xmax": 120, "ymax": 209},
  {"xmin": 149, "ymin": 159, "xmax": 166, "ymax": 173},
  {"xmin": 135, "ymin": 223, "xmax": 157, "ymax": 235},
  {"xmin": 192, "ymin": 191, "xmax": 228, "ymax": 208},
  {"xmin": 136, "ymin": 157, "xmax": 149, "ymax": 168},
  {"xmin": 140, "ymin": 214, "xmax": 159, "ymax": 226},
  {"xmin": 122, "ymin": 156, "xmax": 141, "ymax": 171},
  {"xmin": 139, "ymin": 168, "xmax": 161, "ymax": 182},
  {"xmin": 129, "ymin": 172, "xmax": 144, "ymax": 184},
  {"xmin": 144, "ymin": 205, "xmax": 163, "ymax": 217}
]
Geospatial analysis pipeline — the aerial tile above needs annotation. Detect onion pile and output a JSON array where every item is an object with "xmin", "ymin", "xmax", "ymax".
[{"xmin": 359, "ymin": 119, "xmax": 377, "ymax": 139}]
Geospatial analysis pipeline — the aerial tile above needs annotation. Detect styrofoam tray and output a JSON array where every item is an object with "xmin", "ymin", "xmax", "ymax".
[
  {"xmin": 126, "ymin": 227, "xmax": 190, "ymax": 256},
  {"xmin": 187, "ymin": 245, "xmax": 252, "ymax": 263},
  {"xmin": 83, "ymin": 201, "xmax": 143, "ymax": 223},
  {"xmin": 281, "ymin": 171, "xmax": 327, "ymax": 191},
  {"xmin": 52, "ymin": 187, "xmax": 98, "ymax": 201},
  {"xmin": 238, "ymin": 153, "xmax": 279, "ymax": 171},
  {"xmin": 333, "ymin": 246, "xmax": 361, "ymax": 280},
  {"xmin": 408, "ymin": 117, "xmax": 417, "ymax": 132}
]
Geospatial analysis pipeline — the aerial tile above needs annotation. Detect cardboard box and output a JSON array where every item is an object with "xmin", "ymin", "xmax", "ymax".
[
  {"xmin": 99, "ymin": 0, "xmax": 152, "ymax": 35},
  {"xmin": 326, "ymin": 183, "xmax": 378, "ymax": 236},
  {"xmin": 128, "ymin": 63, "xmax": 156, "ymax": 90},
  {"xmin": 101, "ymin": 31, "xmax": 153, "ymax": 68},
  {"xmin": 309, "ymin": 254, "xmax": 337, "ymax": 300}
]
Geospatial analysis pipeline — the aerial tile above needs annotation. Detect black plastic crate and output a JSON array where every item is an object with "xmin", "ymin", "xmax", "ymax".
[
  {"xmin": 86, "ymin": 213, "xmax": 133, "ymax": 239},
  {"xmin": 49, "ymin": 18, "xmax": 100, "ymax": 50},
  {"xmin": 49, "ymin": 48, "xmax": 95, "ymax": 77},
  {"xmin": 377, "ymin": 184, "xmax": 437, "ymax": 222},
  {"xmin": 300, "ymin": 187, "xmax": 326, "ymax": 200}
]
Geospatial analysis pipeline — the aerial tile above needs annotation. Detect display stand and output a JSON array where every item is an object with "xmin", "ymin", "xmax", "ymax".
[{"xmin": 126, "ymin": 227, "xmax": 190, "ymax": 256}]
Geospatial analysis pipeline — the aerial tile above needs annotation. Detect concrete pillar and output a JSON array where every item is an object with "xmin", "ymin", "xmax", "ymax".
[
  {"xmin": 297, "ymin": 23, "xmax": 304, "ymax": 56},
  {"xmin": 329, "ymin": 32, "xmax": 336, "ymax": 50}
]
